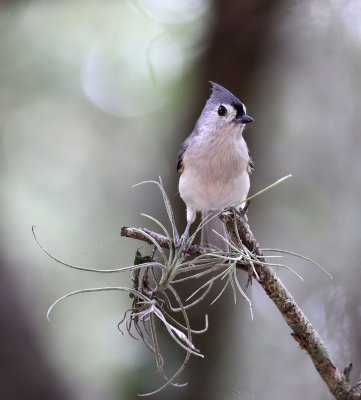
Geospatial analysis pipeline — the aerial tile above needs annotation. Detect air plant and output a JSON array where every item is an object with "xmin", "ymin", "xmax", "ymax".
[{"xmin": 33, "ymin": 175, "xmax": 330, "ymax": 396}]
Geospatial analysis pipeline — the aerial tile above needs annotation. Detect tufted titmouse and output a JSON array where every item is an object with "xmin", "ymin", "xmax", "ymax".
[{"xmin": 177, "ymin": 82, "xmax": 254, "ymax": 248}]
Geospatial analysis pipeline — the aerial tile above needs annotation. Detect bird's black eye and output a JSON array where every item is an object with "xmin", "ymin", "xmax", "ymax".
[{"xmin": 217, "ymin": 105, "xmax": 227, "ymax": 116}]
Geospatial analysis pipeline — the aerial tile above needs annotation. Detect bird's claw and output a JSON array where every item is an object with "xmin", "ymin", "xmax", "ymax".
[
  {"xmin": 243, "ymin": 199, "xmax": 251, "ymax": 213},
  {"xmin": 175, "ymin": 233, "xmax": 191, "ymax": 255},
  {"xmin": 225, "ymin": 205, "xmax": 248, "ymax": 222}
]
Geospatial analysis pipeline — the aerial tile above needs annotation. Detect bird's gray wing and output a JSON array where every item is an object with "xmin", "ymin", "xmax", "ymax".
[
  {"xmin": 176, "ymin": 137, "xmax": 190, "ymax": 173},
  {"xmin": 248, "ymin": 152, "xmax": 255, "ymax": 175}
]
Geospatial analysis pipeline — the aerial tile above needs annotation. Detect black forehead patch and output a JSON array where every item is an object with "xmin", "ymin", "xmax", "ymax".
[
  {"xmin": 231, "ymin": 101, "xmax": 245, "ymax": 115},
  {"xmin": 208, "ymin": 81, "xmax": 245, "ymax": 113}
]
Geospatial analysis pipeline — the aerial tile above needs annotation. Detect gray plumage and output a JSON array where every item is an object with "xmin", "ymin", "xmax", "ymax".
[{"xmin": 177, "ymin": 82, "xmax": 253, "ymax": 248}]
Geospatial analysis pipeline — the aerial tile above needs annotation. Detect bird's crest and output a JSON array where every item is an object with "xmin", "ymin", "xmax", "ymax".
[{"xmin": 209, "ymin": 81, "xmax": 244, "ymax": 110}]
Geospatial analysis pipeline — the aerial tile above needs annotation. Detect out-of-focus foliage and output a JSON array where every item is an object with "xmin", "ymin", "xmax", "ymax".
[
  {"xmin": 245, "ymin": 2, "xmax": 361, "ymax": 399},
  {"xmin": 0, "ymin": 1, "xmax": 212, "ymax": 399},
  {"xmin": 1, "ymin": 0, "xmax": 361, "ymax": 399}
]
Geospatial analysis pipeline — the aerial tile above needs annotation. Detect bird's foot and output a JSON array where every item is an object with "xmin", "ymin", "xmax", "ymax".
[
  {"xmin": 243, "ymin": 199, "xmax": 251, "ymax": 213},
  {"xmin": 175, "ymin": 233, "xmax": 191, "ymax": 256},
  {"xmin": 226, "ymin": 204, "xmax": 248, "ymax": 222}
]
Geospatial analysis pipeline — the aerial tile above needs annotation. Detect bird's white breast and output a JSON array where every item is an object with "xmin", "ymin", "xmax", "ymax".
[{"xmin": 179, "ymin": 131, "xmax": 250, "ymax": 212}]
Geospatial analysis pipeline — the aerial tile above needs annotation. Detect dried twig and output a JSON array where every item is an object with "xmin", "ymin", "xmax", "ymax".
[
  {"xmin": 121, "ymin": 227, "xmax": 208, "ymax": 256},
  {"xmin": 120, "ymin": 227, "xmax": 250, "ymax": 271}
]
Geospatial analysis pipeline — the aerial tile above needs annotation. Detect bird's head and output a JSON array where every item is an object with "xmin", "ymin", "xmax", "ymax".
[{"xmin": 199, "ymin": 82, "xmax": 253, "ymax": 134}]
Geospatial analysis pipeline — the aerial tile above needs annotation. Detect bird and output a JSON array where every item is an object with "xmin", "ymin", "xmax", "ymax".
[{"xmin": 177, "ymin": 81, "xmax": 254, "ymax": 249}]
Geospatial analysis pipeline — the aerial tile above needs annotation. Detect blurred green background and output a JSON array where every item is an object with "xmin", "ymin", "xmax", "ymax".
[{"xmin": 1, "ymin": 1, "xmax": 361, "ymax": 399}]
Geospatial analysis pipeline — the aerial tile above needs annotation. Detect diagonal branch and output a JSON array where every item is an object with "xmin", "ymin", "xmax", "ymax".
[
  {"xmin": 120, "ymin": 216, "xmax": 361, "ymax": 400},
  {"xmin": 219, "ymin": 211, "xmax": 359, "ymax": 400}
]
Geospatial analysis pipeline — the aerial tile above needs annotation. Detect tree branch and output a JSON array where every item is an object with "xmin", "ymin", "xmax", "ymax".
[
  {"xmin": 120, "ymin": 226, "xmax": 250, "ymax": 272},
  {"xmin": 219, "ymin": 211, "xmax": 361, "ymax": 400},
  {"xmin": 120, "ymin": 215, "xmax": 361, "ymax": 400},
  {"xmin": 120, "ymin": 227, "xmax": 208, "ymax": 256}
]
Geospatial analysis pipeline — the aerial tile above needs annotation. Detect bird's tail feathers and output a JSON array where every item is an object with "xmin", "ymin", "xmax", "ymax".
[{"xmin": 200, "ymin": 210, "xmax": 228, "ymax": 250}]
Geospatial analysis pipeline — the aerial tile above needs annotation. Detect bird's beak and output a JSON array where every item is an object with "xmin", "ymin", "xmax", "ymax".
[
  {"xmin": 240, "ymin": 114, "xmax": 253, "ymax": 124},
  {"xmin": 235, "ymin": 114, "xmax": 253, "ymax": 124}
]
